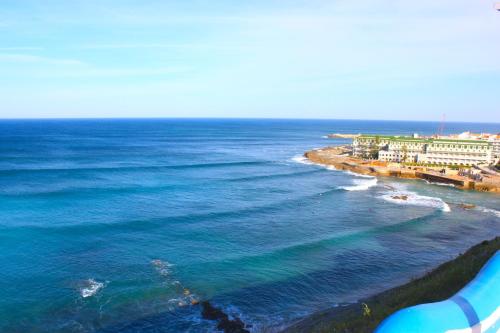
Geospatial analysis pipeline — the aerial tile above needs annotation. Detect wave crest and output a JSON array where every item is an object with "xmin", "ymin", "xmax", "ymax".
[
  {"xmin": 290, "ymin": 155, "xmax": 314, "ymax": 165},
  {"xmin": 477, "ymin": 207, "xmax": 500, "ymax": 218},
  {"xmin": 343, "ymin": 170, "xmax": 375, "ymax": 178},
  {"xmin": 338, "ymin": 178, "xmax": 378, "ymax": 191},
  {"xmin": 380, "ymin": 190, "xmax": 450, "ymax": 212}
]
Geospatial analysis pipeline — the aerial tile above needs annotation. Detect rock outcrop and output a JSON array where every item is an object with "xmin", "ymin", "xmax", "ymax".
[{"xmin": 201, "ymin": 301, "xmax": 250, "ymax": 333}]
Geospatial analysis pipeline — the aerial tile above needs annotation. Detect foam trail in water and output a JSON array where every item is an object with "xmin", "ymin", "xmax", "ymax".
[
  {"xmin": 343, "ymin": 170, "xmax": 375, "ymax": 178},
  {"xmin": 380, "ymin": 189, "xmax": 450, "ymax": 212},
  {"xmin": 152, "ymin": 259, "xmax": 174, "ymax": 277},
  {"xmin": 291, "ymin": 154, "xmax": 337, "ymax": 170},
  {"xmin": 151, "ymin": 259, "xmax": 199, "ymax": 308},
  {"xmin": 338, "ymin": 178, "xmax": 378, "ymax": 191},
  {"xmin": 423, "ymin": 180, "xmax": 456, "ymax": 188},
  {"xmin": 477, "ymin": 207, "xmax": 500, "ymax": 218},
  {"xmin": 80, "ymin": 279, "xmax": 104, "ymax": 298}
]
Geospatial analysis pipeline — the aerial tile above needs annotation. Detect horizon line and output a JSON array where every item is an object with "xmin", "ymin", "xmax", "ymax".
[{"xmin": 0, "ymin": 116, "xmax": 499, "ymax": 125}]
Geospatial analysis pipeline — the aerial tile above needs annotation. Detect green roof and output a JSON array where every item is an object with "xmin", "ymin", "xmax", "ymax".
[
  {"xmin": 357, "ymin": 135, "xmax": 491, "ymax": 145},
  {"xmin": 358, "ymin": 135, "xmax": 428, "ymax": 142},
  {"xmin": 431, "ymin": 138, "xmax": 489, "ymax": 144}
]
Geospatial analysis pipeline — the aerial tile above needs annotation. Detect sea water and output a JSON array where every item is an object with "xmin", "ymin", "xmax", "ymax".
[{"xmin": 0, "ymin": 119, "xmax": 498, "ymax": 332}]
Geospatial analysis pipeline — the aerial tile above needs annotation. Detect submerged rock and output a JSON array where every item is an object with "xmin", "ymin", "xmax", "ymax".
[
  {"xmin": 201, "ymin": 301, "xmax": 250, "ymax": 333},
  {"xmin": 458, "ymin": 203, "xmax": 476, "ymax": 210},
  {"xmin": 201, "ymin": 301, "xmax": 226, "ymax": 321}
]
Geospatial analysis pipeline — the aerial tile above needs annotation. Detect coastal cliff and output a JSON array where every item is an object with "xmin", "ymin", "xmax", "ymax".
[{"xmin": 282, "ymin": 237, "xmax": 500, "ymax": 333}]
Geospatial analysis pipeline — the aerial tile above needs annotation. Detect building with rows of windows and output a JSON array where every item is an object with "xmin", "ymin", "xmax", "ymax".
[{"xmin": 352, "ymin": 134, "xmax": 497, "ymax": 166}]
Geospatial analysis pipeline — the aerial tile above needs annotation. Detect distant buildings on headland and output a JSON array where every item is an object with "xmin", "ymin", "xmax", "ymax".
[{"xmin": 351, "ymin": 132, "xmax": 500, "ymax": 167}]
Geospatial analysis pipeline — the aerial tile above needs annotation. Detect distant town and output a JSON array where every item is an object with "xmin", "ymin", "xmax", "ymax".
[{"xmin": 307, "ymin": 131, "xmax": 500, "ymax": 193}]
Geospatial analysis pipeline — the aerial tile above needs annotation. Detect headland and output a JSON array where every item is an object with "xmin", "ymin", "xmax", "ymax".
[
  {"xmin": 305, "ymin": 147, "xmax": 500, "ymax": 192},
  {"xmin": 306, "ymin": 130, "xmax": 500, "ymax": 193}
]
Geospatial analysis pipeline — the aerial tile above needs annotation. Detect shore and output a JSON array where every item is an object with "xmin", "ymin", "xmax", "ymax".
[
  {"xmin": 282, "ymin": 237, "xmax": 500, "ymax": 333},
  {"xmin": 305, "ymin": 147, "xmax": 500, "ymax": 193}
]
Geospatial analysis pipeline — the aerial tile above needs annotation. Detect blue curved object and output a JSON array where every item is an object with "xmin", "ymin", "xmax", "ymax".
[{"xmin": 376, "ymin": 251, "xmax": 500, "ymax": 333}]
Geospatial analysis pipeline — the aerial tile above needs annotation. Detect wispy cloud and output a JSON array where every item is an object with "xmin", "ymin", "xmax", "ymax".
[
  {"xmin": 0, "ymin": 0, "xmax": 498, "ymax": 121},
  {"xmin": 78, "ymin": 43, "xmax": 204, "ymax": 49},
  {"xmin": 45, "ymin": 66, "xmax": 191, "ymax": 78},
  {"xmin": 77, "ymin": 43, "xmax": 244, "ymax": 51},
  {"xmin": 0, "ymin": 47, "xmax": 44, "ymax": 51},
  {"xmin": 0, "ymin": 53, "xmax": 83, "ymax": 66},
  {"xmin": 0, "ymin": 52, "xmax": 191, "ymax": 78}
]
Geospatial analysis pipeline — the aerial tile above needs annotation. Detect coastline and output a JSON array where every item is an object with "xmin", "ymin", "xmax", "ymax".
[
  {"xmin": 305, "ymin": 147, "xmax": 500, "ymax": 193},
  {"xmin": 282, "ymin": 237, "xmax": 500, "ymax": 333}
]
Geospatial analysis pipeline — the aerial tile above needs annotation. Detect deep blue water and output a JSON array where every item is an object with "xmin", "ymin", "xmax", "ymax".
[{"xmin": 0, "ymin": 119, "xmax": 499, "ymax": 332}]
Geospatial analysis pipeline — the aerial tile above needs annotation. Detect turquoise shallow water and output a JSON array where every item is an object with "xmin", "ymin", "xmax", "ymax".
[{"xmin": 0, "ymin": 119, "xmax": 499, "ymax": 332}]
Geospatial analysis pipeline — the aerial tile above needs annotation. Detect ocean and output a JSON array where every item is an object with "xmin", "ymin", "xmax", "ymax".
[{"xmin": 0, "ymin": 119, "xmax": 499, "ymax": 332}]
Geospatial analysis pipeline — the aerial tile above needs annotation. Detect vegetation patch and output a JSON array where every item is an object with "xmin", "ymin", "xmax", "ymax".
[{"xmin": 283, "ymin": 237, "xmax": 500, "ymax": 333}]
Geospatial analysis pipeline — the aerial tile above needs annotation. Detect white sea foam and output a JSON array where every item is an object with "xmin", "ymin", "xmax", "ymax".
[
  {"xmin": 380, "ymin": 190, "xmax": 450, "ymax": 212},
  {"xmin": 152, "ymin": 260, "xmax": 200, "ymax": 309},
  {"xmin": 152, "ymin": 259, "xmax": 174, "ymax": 277},
  {"xmin": 321, "ymin": 135, "xmax": 328, "ymax": 139},
  {"xmin": 477, "ymin": 207, "xmax": 500, "ymax": 218},
  {"xmin": 291, "ymin": 154, "xmax": 314, "ymax": 165},
  {"xmin": 291, "ymin": 154, "xmax": 337, "ymax": 170},
  {"xmin": 80, "ymin": 279, "xmax": 104, "ymax": 298},
  {"xmin": 338, "ymin": 178, "xmax": 378, "ymax": 191},
  {"xmin": 166, "ymin": 287, "xmax": 199, "ymax": 309},
  {"xmin": 423, "ymin": 180, "xmax": 456, "ymax": 188},
  {"xmin": 343, "ymin": 170, "xmax": 375, "ymax": 178}
]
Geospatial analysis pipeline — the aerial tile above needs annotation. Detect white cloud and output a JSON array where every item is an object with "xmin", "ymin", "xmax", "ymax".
[
  {"xmin": 0, "ymin": 53, "xmax": 83, "ymax": 66},
  {"xmin": 76, "ymin": 43, "xmax": 240, "ymax": 50},
  {"xmin": 43, "ymin": 66, "xmax": 192, "ymax": 78},
  {"xmin": 0, "ymin": 47, "xmax": 43, "ymax": 51}
]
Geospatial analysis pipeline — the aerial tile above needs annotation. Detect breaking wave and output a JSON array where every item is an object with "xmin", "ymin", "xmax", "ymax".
[
  {"xmin": 80, "ymin": 279, "xmax": 104, "ymax": 298},
  {"xmin": 477, "ymin": 207, "xmax": 500, "ymax": 218},
  {"xmin": 423, "ymin": 180, "xmax": 456, "ymax": 188},
  {"xmin": 291, "ymin": 154, "xmax": 338, "ymax": 171},
  {"xmin": 290, "ymin": 155, "xmax": 314, "ymax": 165},
  {"xmin": 338, "ymin": 178, "xmax": 378, "ymax": 191},
  {"xmin": 324, "ymin": 165, "xmax": 337, "ymax": 171},
  {"xmin": 343, "ymin": 170, "xmax": 375, "ymax": 178},
  {"xmin": 380, "ymin": 190, "xmax": 450, "ymax": 212}
]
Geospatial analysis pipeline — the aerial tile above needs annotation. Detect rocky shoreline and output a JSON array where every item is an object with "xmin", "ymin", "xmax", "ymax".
[
  {"xmin": 305, "ymin": 147, "xmax": 500, "ymax": 193},
  {"xmin": 201, "ymin": 301, "xmax": 250, "ymax": 333}
]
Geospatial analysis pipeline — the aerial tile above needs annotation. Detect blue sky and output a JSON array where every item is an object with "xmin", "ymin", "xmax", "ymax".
[{"xmin": 0, "ymin": 0, "xmax": 499, "ymax": 121}]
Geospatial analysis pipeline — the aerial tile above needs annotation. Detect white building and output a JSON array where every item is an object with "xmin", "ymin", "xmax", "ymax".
[
  {"xmin": 488, "ymin": 136, "xmax": 500, "ymax": 159},
  {"xmin": 352, "ymin": 135, "xmax": 496, "ymax": 166}
]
